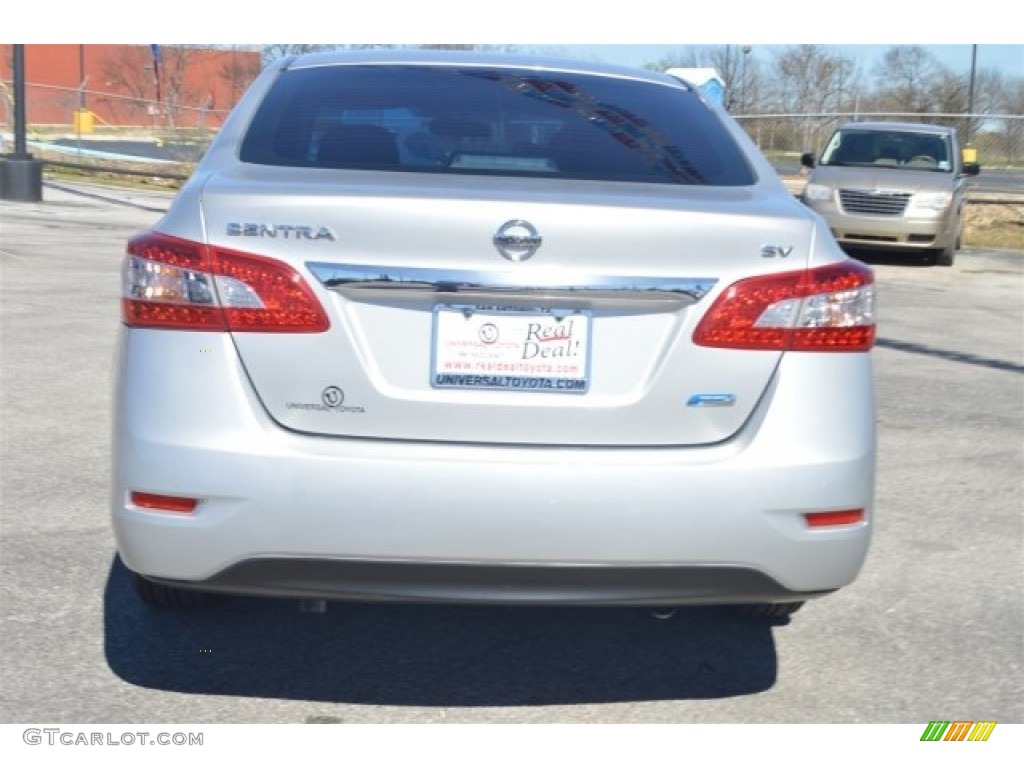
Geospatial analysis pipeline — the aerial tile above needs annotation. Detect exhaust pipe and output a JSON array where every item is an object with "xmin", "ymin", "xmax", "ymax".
[{"xmin": 300, "ymin": 598, "xmax": 327, "ymax": 613}]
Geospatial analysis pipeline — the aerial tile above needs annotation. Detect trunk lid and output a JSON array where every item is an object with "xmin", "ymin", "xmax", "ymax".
[{"xmin": 199, "ymin": 167, "xmax": 815, "ymax": 446}]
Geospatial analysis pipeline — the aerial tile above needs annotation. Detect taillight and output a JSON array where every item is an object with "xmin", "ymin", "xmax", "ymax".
[
  {"xmin": 693, "ymin": 261, "xmax": 875, "ymax": 352},
  {"xmin": 122, "ymin": 232, "xmax": 224, "ymax": 330},
  {"xmin": 805, "ymin": 509, "xmax": 865, "ymax": 528},
  {"xmin": 130, "ymin": 491, "xmax": 198, "ymax": 514},
  {"xmin": 122, "ymin": 232, "xmax": 329, "ymax": 332}
]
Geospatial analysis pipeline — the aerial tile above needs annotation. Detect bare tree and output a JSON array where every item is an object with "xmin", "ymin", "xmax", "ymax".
[
  {"xmin": 100, "ymin": 46, "xmax": 155, "ymax": 104},
  {"xmin": 644, "ymin": 45, "xmax": 763, "ymax": 114},
  {"xmin": 219, "ymin": 48, "xmax": 262, "ymax": 107},
  {"xmin": 643, "ymin": 46, "xmax": 705, "ymax": 71},
  {"xmin": 100, "ymin": 45, "xmax": 201, "ymax": 128},
  {"xmin": 155, "ymin": 46, "xmax": 202, "ymax": 129},
  {"xmin": 771, "ymin": 45, "xmax": 857, "ymax": 151},
  {"xmin": 992, "ymin": 74, "xmax": 1024, "ymax": 164},
  {"xmin": 873, "ymin": 46, "xmax": 944, "ymax": 115},
  {"xmin": 927, "ymin": 69, "xmax": 971, "ymax": 137},
  {"xmin": 261, "ymin": 43, "xmax": 524, "ymax": 69},
  {"xmin": 641, "ymin": 44, "xmax": 1020, "ymax": 162},
  {"xmin": 261, "ymin": 44, "xmax": 337, "ymax": 67}
]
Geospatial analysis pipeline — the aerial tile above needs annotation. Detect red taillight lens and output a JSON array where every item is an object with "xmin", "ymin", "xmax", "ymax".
[
  {"xmin": 122, "ymin": 232, "xmax": 329, "ymax": 333},
  {"xmin": 212, "ymin": 249, "xmax": 330, "ymax": 332},
  {"xmin": 130, "ymin": 492, "xmax": 198, "ymax": 514},
  {"xmin": 804, "ymin": 509, "xmax": 865, "ymax": 528},
  {"xmin": 693, "ymin": 261, "xmax": 875, "ymax": 352}
]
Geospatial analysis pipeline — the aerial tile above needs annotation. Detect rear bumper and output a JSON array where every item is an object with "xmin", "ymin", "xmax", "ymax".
[
  {"xmin": 113, "ymin": 329, "xmax": 876, "ymax": 605},
  {"xmin": 150, "ymin": 559, "xmax": 833, "ymax": 606}
]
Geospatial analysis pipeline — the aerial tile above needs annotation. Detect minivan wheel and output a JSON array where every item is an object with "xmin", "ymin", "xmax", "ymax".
[
  {"xmin": 132, "ymin": 573, "xmax": 209, "ymax": 609},
  {"xmin": 934, "ymin": 226, "xmax": 959, "ymax": 267},
  {"xmin": 737, "ymin": 601, "xmax": 804, "ymax": 619},
  {"xmin": 933, "ymin": 243, "xmax": 956, "ymax": 267}
]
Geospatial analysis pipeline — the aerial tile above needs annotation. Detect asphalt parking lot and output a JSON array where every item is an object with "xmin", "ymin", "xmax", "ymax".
[{"xmin": 1, "ymin": 182, "xmax": 1021, "ymax": 724}]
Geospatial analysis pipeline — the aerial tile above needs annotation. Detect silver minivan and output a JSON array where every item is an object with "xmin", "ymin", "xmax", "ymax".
[{"xmin": 800, "ymin": 121, "xmax": 980, "ymax": 266}]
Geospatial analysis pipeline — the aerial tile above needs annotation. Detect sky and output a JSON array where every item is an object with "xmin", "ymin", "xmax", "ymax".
[
  {"xmin": 11, "ymin": 0, "xmax": 1024, "ymax": 83},
  {"xmin": 549, "ymin": 45, "xmax": 1023, "ymax": 79}
]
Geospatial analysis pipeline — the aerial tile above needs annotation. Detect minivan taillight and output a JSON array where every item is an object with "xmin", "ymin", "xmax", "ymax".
[
  {"xmin": 122, "ymin": 232, "xmax": 329, "ymax": 332},
  {"xmin": 692, "ymin": 261, "xmax": 875, "ymax": 352}
]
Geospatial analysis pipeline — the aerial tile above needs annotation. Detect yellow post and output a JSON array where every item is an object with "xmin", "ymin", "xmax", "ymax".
[
  {"xmin": 962, "ymin": 145, "xmax": 978, "ymax": 164},
  {"xmin": 73, "ymin": 108, "xmax": 95, "ymax": 134}
]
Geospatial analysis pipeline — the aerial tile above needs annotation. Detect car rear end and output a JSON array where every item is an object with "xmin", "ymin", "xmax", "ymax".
[{"xmin": 113, "ymin": 52, "xmax": 876, "ymax": 608}]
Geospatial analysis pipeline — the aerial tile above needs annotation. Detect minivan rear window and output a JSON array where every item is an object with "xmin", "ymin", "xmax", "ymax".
[{"xmin": 239, "ymin": 65, "xmax": 755, "ymax": 186}]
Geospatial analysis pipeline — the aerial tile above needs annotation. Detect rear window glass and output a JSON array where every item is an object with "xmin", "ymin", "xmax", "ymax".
[{"xmin": 239, "ymin": 65, "xmax": 755, "ymax": 186}]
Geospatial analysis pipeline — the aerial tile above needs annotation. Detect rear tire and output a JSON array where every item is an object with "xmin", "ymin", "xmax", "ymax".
[
  {"xmin": 132, "ymin": 573, "xmax": 210, "ymax": 609},
  {"xmin": 737, "ymin": 602, "xmax": 804, "ymax": 619}
]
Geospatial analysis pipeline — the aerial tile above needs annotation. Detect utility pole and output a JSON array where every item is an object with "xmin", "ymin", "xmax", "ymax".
[
  {"xmin": 966, "ymin": 44, "xmax": 978, "ymax": 145},
  {"xmin": 12, "ymin": 45, "xmax": 27, "ymax": 157},
  {"xmin": 740, "ymin": 45, "xmax": 752, "ymax": 116},
  {"xmin": 79, "ymin": 44, "xmax": 86, "ymax": 110},
  {"xmin": 0, "ymin": 44, "xmax": 43, "ymax": 201}
]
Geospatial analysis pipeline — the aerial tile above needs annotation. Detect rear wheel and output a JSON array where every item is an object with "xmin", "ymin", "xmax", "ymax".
[
  {"xmin": 132, "ymin": 573, "xmax": 210, "ymax": 609},
  {"xmin": 737, "ymin": 602, "xmax": 804, "ymax": 619}
]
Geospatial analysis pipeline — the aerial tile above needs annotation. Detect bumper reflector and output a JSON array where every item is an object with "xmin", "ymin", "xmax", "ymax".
[
  {"xmin": 131, "ymin": 492, "xmax": 198, "ymax": 514},
  {"xmin": 805, "ymin": 509, "xmax": 865, "ymax": 528}
]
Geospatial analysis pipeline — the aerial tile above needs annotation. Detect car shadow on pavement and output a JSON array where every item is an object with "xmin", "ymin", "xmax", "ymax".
[
  {"xmin": 875, "ymin": 337, "xmax": 1024, "ymax": 374},
  {"xmin": 103, "ymin": 556, "xmax": 781, "ymax": 707},
  {"xmin": 840, "ymin": 247, "xmax": 937, "ymax": 268}
]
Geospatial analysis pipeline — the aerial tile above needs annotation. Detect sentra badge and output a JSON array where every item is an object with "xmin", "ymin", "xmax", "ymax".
[{"xmin": 227, "ymin": 223, "xmax": 336, "ymax": 241}]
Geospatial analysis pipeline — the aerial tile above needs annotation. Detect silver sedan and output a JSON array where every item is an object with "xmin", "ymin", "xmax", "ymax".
[{"xmin": 113, "ymin": 51, "xmax": 876, "ymax": 618}]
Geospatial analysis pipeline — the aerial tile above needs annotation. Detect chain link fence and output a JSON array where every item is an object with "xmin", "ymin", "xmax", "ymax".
[
  {"xmin": 0, "ymin": 82, "xmax": 232, "ymax": 142},
  {"xmin": 4, "ymin": 84, "xmax": 1021, "ymax": 181},
  {"xmin": 5, "ymin": 84, "xmax": 1020, "ymax": 162}
]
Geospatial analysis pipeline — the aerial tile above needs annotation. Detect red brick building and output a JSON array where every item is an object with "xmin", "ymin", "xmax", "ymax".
[{"xmin": 0, "ymin": 44, "xmax": 262, "ymax": 130}]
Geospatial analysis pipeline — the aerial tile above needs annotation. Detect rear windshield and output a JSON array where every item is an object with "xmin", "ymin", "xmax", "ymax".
[
  {"xmin": 820, "ymin": 128, "xmax": 953, "ymax": 172},
  {"xmin": 239, "ymin": 65, "xmax": 755, "ymax": 186}
]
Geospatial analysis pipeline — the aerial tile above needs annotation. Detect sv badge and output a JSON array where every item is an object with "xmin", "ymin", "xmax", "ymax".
[{"xmin": 761, "ymin": 245, "xmax": 794, "ymax": 259}]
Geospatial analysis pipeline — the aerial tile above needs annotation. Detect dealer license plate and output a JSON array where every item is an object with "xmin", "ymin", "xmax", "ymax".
[{"xmin": 431, "ymin": 305, "xmax": 591, "ymax": 393}]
